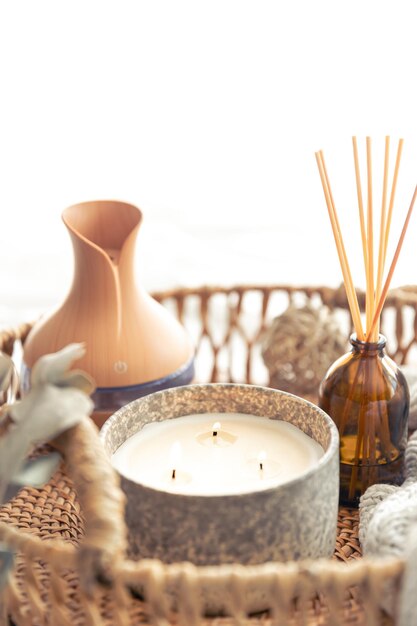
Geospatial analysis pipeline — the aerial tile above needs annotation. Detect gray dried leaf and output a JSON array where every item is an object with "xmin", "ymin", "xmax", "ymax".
[
  {"xmin": 56, "ymin": 369, "xmax": 95, "ymax": 395},
  {"xmin": 0, "ymin": 424, "xmax": 32, "ymax": 498},
  {"xmin": 31, "ymin": 343, "xmax": 88, "ymax": 386},
  {"xmin": 0, "ymin": 352, "xmax": 14, "ymax": 393},
  {"xmin": 12, "ymin": 452, "xmax": 61, "ymax": 488},
  {"xmin": 0, "ymin": 542, "xmax": 14, "ymax": 590},
  {"xmin": 1, "ymin": 343, "xmax": 94, "ymax": 502},
  {"xmin": 3, "ymin": 452, "xmax": 61, "ymax": 503},
  {"xmin": 10, "ymin": 384, "xmax": 93, "ymax": 433}
]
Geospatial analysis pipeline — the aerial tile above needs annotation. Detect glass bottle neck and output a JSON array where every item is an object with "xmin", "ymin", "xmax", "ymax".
[{"xmin": 350, "ymin": 333, "xmax": 387, "ymax": 355}]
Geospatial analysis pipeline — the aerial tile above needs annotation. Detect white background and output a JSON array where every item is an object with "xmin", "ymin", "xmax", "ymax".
[{"xmin": 1, "ymin": 1, "xmax": 417, "ymax": 327}]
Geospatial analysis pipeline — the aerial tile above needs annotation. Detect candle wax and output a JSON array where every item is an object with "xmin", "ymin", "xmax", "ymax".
[{"xmin": 111, "ymin": 413, "xmax": 324, "ymax": 496}]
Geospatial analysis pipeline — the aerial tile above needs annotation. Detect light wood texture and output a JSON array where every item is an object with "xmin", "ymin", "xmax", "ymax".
[
  {"xmin": 368, "ymin": 185, "xmax": 417, "ymax": 340},
  {"xmin": 23, "ymin": 200, "xmax": 193, "ymax": 387},
  {"xmin": 375, "ymin": 136, "xmax": 390, "ymax": 340},
  {"xmin": 315, "ymin": 152, "xmax": 364, "ymax": 339},
  {"xmin": 352, "ymin": 136, "xmax": 368, "ymax": 274},
  {"xmin": 318, "ymin": 137, "xmax": 412, "ymax": 343},
  {"xmin": 383, "ymin": 139, "xmax": 404, "ymax": 272},
  {"xmin": 365, "ymin": 137, "xmax": 375, "ymax": 338}
]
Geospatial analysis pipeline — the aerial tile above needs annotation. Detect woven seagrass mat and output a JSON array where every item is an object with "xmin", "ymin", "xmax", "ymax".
[{"xmin": 0, "ymin": 458, "xmax": 391, "ymax": 626}]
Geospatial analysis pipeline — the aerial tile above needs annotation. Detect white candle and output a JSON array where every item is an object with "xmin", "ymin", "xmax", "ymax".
[{"xmin": 112, "ymin": 413, "xmax": 324, "ymax": 496}]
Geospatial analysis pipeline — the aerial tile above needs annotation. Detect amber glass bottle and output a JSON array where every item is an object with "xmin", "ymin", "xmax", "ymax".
[{"xmin": 318, "ymin": 334, "xmax": 409, "ymax": 507}]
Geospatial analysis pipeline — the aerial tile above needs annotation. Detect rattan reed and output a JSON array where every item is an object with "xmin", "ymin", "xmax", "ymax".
[{"xmin": 1, "ymin": 283, "xmax": 417, "ymax": 626}]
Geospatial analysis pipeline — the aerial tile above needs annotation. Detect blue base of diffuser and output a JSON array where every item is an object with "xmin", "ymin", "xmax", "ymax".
[
  {"xmin": 21, "ymin": 357, "xmax": 195, "ymax": 415},
  {"xmin": 91, "ymin": 357, "xmax": 195, "ymax": 412}
]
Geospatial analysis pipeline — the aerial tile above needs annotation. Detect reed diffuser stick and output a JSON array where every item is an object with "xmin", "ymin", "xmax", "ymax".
[
  {"xmin": 368, "ymin": 184, "xmax": 417, "ymax": 340},
  {"xmin": 365, "ymin": 137, "xmax": 375, "ymax": 338},
  {"xmin": 374, "ymin": 136, "xmax": 390, "ymax": 341},
  {"xmin": 315, "ymin": 152, "xmax": 364, "ymax": 339},
  {"xmin": 382, "ymin": 139, "xmax": 404, "ymax": 271},
  {"xmin": 352, "ymin": 136, "xmax": 368, "ymax": 272}
]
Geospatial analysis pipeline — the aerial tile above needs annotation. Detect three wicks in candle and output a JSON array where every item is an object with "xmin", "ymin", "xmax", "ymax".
[{"xmin": 170, "ymin": 422, "xmax": 270, "ymax": 481}]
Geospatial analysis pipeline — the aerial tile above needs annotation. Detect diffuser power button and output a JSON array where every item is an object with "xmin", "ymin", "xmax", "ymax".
[{"xmin": 114, "ymin": 361, "xmax": 128, "ymax": 374}]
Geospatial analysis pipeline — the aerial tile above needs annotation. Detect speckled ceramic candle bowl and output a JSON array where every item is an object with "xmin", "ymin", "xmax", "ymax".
[{"xmin": 101, "ymin": 383, "xmax": 339, "ymax": 568}]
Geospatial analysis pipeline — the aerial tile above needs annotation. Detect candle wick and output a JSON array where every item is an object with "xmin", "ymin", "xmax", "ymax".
[
  {"xmin": 212, "ymin": 422, "xmax": 221, "ymax": 441},
  {"xmin": 172, "ymin": 468, "xmax": 176, "ymax": 480},
  {"xmin": 258, "ymin": 450, "xmax": 266, "ymax": 474}
]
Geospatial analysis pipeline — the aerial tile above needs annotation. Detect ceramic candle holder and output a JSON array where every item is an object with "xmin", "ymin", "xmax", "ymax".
[{"xmin": 101, "ymin": 383, "xmax": 339, "ymax": 567}]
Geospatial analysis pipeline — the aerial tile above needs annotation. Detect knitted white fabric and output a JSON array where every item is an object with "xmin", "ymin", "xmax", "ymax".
[
  {"xmin": 359, "ymin": 431, "xmax": 417, "ymax": 622},
  {"xmin": 402, "ymin": 365, "xmax": 417, "ymax": 429}
]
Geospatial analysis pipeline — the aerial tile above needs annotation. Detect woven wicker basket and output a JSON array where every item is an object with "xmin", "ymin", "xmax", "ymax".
[{"xmin": 1, "ymin": 283, "xmax": 417, "ymax": 626}]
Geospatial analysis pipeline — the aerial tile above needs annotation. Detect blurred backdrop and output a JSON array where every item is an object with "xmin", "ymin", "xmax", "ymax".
[{"xmin": 1, "ymin": 1, "xmax": 417, "ymax": 326}]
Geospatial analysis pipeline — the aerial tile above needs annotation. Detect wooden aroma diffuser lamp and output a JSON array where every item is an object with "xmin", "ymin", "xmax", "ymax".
[
  {"xmin": 22, "ymin": 200, "xmax": 194, "ymax": 426},
  {"xmin": 315, "ymin": 137, "xmax": 416, "ymax": 505}
]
